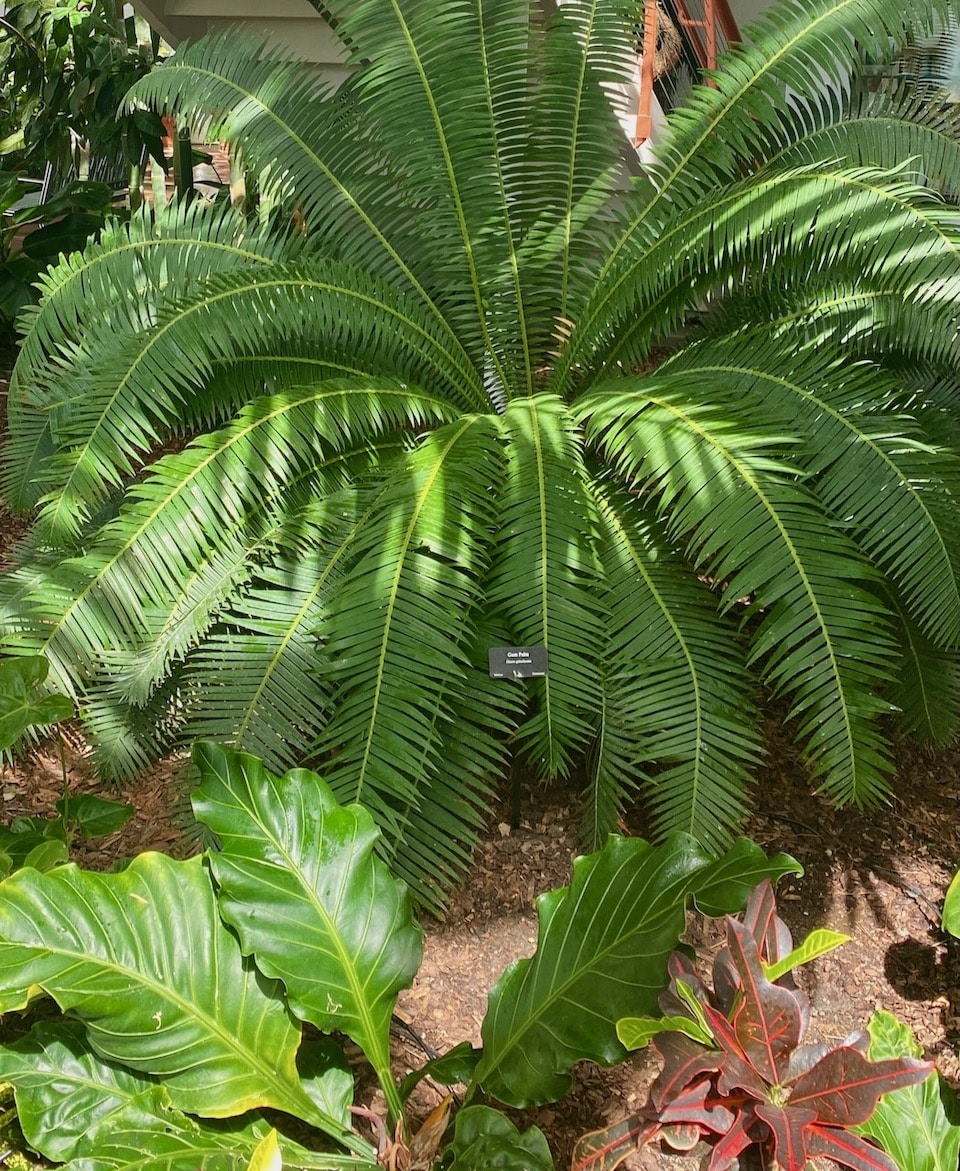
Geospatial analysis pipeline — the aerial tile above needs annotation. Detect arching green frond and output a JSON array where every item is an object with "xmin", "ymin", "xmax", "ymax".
[
  {"xmin": 313, "ymin": 415, "xmax": 505, "ymax": 905},
  {"xmin": 568, "ymin": 164, "xmax": 960, "ymax": 382},
  {"xmin": 661, "ymin": 338, "xmax": 960, "ymax": 648},
  {"xmin": 767, "ymin": 82, "xmax": 960, "ymax": 198},
  {"xmin": 485, "ymin": 396, "xmax": 605, "ymax": 778},
  {"xmin": 885, "ymin": 589, "xmax": 960, "ymax": 745},
  {"xmin": 123, "ymin": 34, "xmax": 443, "ymax": 322},
  {"xmin": 525, "ymin": 0, "xmax": 632, "ymax": 325},
  {"xmin": 182, "ymin": 550, "xmax": 344, "ymax": 776},
  {"xmin": 581, "ymin": 384, "xmax": 898, "ymax": 806},
  {"xmin": 6, "ymin": 203, "xmax": 302, "ymax": 514},
  {"xmin": 32, "ymin": 263, "xmax": 482, "ymax": 540},
  {"xmin": 597, "ymin": 0, "xmax": 951, "ymax": 262},
  {"xmin": 320, "ymin": 0, "xmax": 560, "ymax": 394},
  {"xmin": 587, "ymin": 484, "xmax": 758, "ymax": 853},
  {"xmin": 0, "ymin": 382, "xmax": 452, "ymax": 698},
  {"xmin": 699, "ymin": 282, "xmax": 960, "ymax": 378},
  {"xmin": 82, "ymin": 668, "xmax": 188, "ymax": 781}
]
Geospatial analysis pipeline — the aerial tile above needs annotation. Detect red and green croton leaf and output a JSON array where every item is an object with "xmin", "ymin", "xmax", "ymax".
[{"xmin": 580, "ymin": 879, "xmax": 935, "ymax": 1171}]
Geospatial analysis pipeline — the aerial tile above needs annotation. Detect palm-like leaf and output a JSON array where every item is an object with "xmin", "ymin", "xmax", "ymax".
[{"xmin": 3, "ymin": 0, "xmax": 960, "ymax": 903}]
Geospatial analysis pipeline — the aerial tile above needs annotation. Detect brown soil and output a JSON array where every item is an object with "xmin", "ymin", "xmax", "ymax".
[{"xmin": 1, "ymin": 360, "xmax": 958, "ymax": 1170}]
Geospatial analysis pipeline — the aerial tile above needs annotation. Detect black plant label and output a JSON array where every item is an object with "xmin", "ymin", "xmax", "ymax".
[{"xmin": 488, "ymin": 647, "xmax": 548, "ymax": 678}]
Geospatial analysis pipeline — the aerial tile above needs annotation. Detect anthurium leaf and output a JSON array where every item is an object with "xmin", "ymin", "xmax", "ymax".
[
  {"xmin": 617, "ymin": 1015, "xmax": 712, "ymax": 1051},
  {"xmin": 190, "ymin": 741, "xmax": 423, "ymax": 1118},
  {"xmin": 943, "ymin": 869, "xmax": 960, "ymax": 939},
  {"xmin": 0, "ymin": 1019, "xmax": 152, "ymax": 1162},
  {"xmin": 571, "ymin": 1116, "xmax": 658, "ymax": 1171},
  {"xmin": 726, "ymin": 918, "xmax": 802, "ymax": 1085},
  {"xmin": 0, "ymin": 853, "xmax": 335, "ymax": 1135},
  {"xmin": 854, "ymin": 1011, "xmax": 960, "ymax": 1171},
  {"xmin": 476, "ymin": 834, "xmax": 792, "ymax": 1107},
  {"xmin": 56, "ymin": 795, "xmax": 135, "ymax": 839},
  {"xmin": 444, "ymin": 1105, "xmax": 553, "ymax": 1171},
  {"xmin": 296, "ymin": 1038, "xmax": 354, "ymax": 1131},
  {"xmin": 763, "ymin": 928, "xmax": 851, "ymax": 984},
  {"xmin": 0, "ymin": 656, "xmax": 73, "ymax": 749},
  {"xmin": 788, "ymin": 1046, "xmax": 933, "ymax": 1127}
]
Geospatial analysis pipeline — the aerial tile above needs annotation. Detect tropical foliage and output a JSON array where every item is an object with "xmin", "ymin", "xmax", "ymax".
[
  {"xmin": 577, "ymin": 880, "xmax": 932, "ymax": 1171},
  {"xmin": 0, "ymin": 740, "xmax": 798, "ymax": 1171},
  {"xmin": 3, "ymin": 0, "xmax": 960, "ymax": 903}
]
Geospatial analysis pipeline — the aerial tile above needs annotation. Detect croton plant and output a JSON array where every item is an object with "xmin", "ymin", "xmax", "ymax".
[{"xmin": 574, "ymin": 880, "xmax": 933, "ymax": 1171}]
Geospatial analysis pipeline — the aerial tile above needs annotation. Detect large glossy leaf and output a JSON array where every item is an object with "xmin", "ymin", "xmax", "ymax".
[
  {"xmin": 0, "ymin": 852, "xmax": 344, "ymax": 1138},
  {"xmin": 60, "ymin": 1085, "xmax": 374, "ymax": 1171},
  {"xmin": 474, "ymin": 835, "xmax": 798, "ymax": 1106},
  {"xmin": 854, "ymin": 1011, "xmax": 960, "ymax": 1171},
  {"xmin": 0, "ymin": 1020, "xmax": 152, "ymax": 1162},
  {"xmin": 191, "ymin": 741, "xmax": 423, "ymax": 1121}
]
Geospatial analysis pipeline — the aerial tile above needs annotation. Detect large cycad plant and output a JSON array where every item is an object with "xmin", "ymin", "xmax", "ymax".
[{"xmin": 3, "ymin": 0, "xmax": 960, "ymax": 907}]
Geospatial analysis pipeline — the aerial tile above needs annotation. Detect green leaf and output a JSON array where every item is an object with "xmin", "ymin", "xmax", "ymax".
[
  {"xmin": 474, "ymin": 834, "xmax": 794, "ymax": 1106},
  {"xmin": 190, "ymin": 741, "xmax": 423, "ymax": 1122},
  {"xmin": 62, "ymin": 1085, "xmax": 371, "ymax": 1171},
  {"xmin": 691, "ymin": 837, "xmax": 801, "ymax": 918},
  {"xmin": 56, "ymin": 795, "xmax": 135, "ymax": 839},
  {"xmin": 0, "ymin": 853, "xmax": 344, "ymax": 1139},
  {"xmin": 943, "ymin": 869, "xmax": 960, "ymax": 939},
  {"xmin": 444, "ymin": 1106, "xmax": 554, "ymax": 1171},
  {"xmin": 854, "ymin": 1011, "xmax": 960, "ymax": 1171},
  {"xmin": 0, "ymin": 656, "xmax": 73, "ymax": 749},
  {"xmin": 246, "ymin": 1130, "xmax": 282, "ymax": 1171},
  {"xmin": 398, "ymin": 1041, "xmax": 481, "ymax": 1104},
  {"xmin": 616, "ymin": 1014, "xmax": 713, "ymax": 1051},
  {"xmin": 0, "ymin": 1019, "xmax": 150, "ymax": 1162},
  {"xmin": 763, "ymin": 928, "xmax": 850, "ymax": 983},
  {"xmin": 21, "ymin": 838, "xmax": 69, "ymax": 872}
]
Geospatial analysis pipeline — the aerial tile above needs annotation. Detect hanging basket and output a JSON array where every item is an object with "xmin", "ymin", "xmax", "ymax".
[{"xmin": 652, "ymin": 5, "xmax": 683, "ymax": 79}]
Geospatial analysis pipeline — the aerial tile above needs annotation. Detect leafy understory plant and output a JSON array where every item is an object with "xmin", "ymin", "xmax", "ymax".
[
  {"xmin": 0, "ymin": 741, "xmax": 798, "ymax": 1171},
  {"xmin": 574, "ymin": 881, "xmax": 933, "ymax": 1171},
  {"xmin": 4, "ymin": 0, "xmax": 960, "ymax": 907},
  {"xmin": 854, "ymin": 1011, "xmax": 960, "ymax": 1171},
  {"xmin": 0, "ymin": 656, "xmax": 132, "ymax": 876}
]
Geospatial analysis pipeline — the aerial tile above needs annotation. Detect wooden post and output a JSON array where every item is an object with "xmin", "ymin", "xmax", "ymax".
[{"xmin": 634, "ymin": 0, "xmax": 660, "ymax": 146}]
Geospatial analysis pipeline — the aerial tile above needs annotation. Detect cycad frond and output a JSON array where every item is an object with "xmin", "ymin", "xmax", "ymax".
[
  {"xmin": 767, "ymin": 81, "xmax": 960, "ymax": 197},
  {"xmin": 0, "ymin": 382, "xmax": 450, "ymax": 700},
  {"xmin": 485, "ymin": 396, "xmax": 606, "ymax": 777},
  {"xmin": 33, "ymin": 264, "xmax": 481, "ymax": 540},
  {"xmin": 313, "ymin": 415, "xmax": 504, "ymax": 904},
  {"xmin": 581, "ymin": 384, "xmax": 898, "ymax": 805},
  {"xmin": 587, "ymin": 484, "xmax": 757, "ymax": 853},
  {"xmin": 886, "ymin": 589, "xmax": 960, "ymax": 745},
  {"xmin": 183, "ymin": 549, "xmax": 346, "ymax": 775},
  {"xmin": 7, "ymin": 205, "xmax": 303, "ymax": 514},
  {"xmin": 567, "ymin": 163, "xmax": 960, "ymax": 380},
  {"xmin": 661, "ymin": 338, "xmax": 960, "ymax": 648}
]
